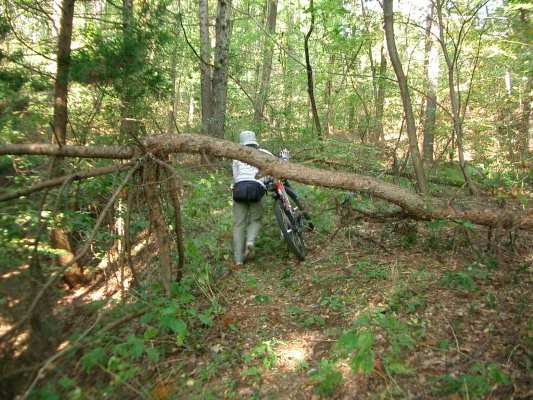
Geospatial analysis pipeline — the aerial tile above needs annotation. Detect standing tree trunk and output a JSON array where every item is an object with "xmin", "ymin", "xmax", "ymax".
[
  {"xmin": 119, "ymin": 0, "xmax": 137, "ymax": 139},
  {"xmin": 52, "ymin": 0, "xmax": 75, "ymax": 147},
  {"xmin": 374, "ymin": 41, "xmax": 387, "ymax": 145},
  {"xmin": 436, "ymin": 1, "xmax": 478, "ymax": 195},
  {"xmin": 521, "ymin": 74, "xmax": 532, "ymax": 156},
  {"xmin": 281, "ymin": 9, "xmax": 294, "ymax": 131},
  {"xmin": 361, "ymin": 0, "xmax": 387, "ymax": 145},
  {"xmin": 199, "ymin": 0, "xmax": 213, "ymax": 135},
  {"xmin": 304, "ymin": 0, "xmax": 322, "ymax": 140},
  {"xmin": 253, "ymin": 0, "xmax": 278, "ymax": 127},
  {"xmin": 144, "ymin": 162, "xmax": 173, "ymax": 297},
  {"xmin": 167, "ymin": 14, "xmax": 181, "ymax": 134},
  {"xmin": 422, "ymin": 3, "xmax": 439, "ymax": 163},
  {"xmin": 25, "ymin": 0, "xmax": 77, "ymax": 379},
  {"xmin": 383, "ymin": 0, "xmax": 429, "ymax": 196},
  {"xmin": 50, "ymin": 0, "xmax": 82, "ymax": 285},
  {"xmin": 323, "ymin": 53, "xmax": 335, "ymax": 135},
  {"xmin": 209, "ymin": 0, "xmax": 232, "ymax": 138}
]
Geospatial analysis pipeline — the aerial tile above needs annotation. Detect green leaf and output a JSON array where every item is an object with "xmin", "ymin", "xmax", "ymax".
[
  {"xmin": 159, "ymin": 317, "xmax": 188, "ymax": 345},
  {"xmin": 146, "ymin": 347, "xmax": 160, "ymax": 362},
  {"xmin": 58, "ymin": 377, "xmax": 77, "ymax": 388},
  {"xmin": 143, "ymin": 326, "xmax": 159, "ymax": 340},
  {"xmin": 352, "ymin": 315, "xmax": 371, "ymax": 327},
  {"xmin": 396, "ymin": 333, "xmax": 414, "ymax": 350},
  {"xmin": 241, "ymin": 366, "xmax": 261, "ymax": 376},
  {"xmin": 80, "ymin": 347, "xmax": 106, "ymax": 373},
  {"xmin": 356, "ymin": 330, "xmax": 375, "ymax": 352},
  {"xmin": 127, "ymin": 334, "xmax": 144, "ymax": 359},
  {"xmin": 140, "ymin": 312, "xmax": 155, "ymax": 324},
  {"xmin": 254, "ymin": 295, "xmax": 271, "ymax": 303},
  {"xmin": 359, "ymin": 351, "xmax": 374, "ymax": 374},
  {"xmin": 335, "ymin": 332, "xmax": 358, "ymax": 356},
  {"xmin": 312, "ymin": 368, "xmax": 344, "ymax": 397},
  {"xmin": 168, "ymin": 318, "xmax": 186, "ymax": 334},
  {"xmin": 489, "ymin": 365, "xmax": 511, "ymax": 385},
  {"xmin": 385, "ymin": 356, "xmax": 416, "ymax": 375},
  {"xmin": 349, "ymin": 350, "xmax": 374, "ymax": 375}
]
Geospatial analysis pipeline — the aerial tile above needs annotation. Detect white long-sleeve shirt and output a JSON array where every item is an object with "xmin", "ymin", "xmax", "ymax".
[{"xmin": 232, "ymin": 148, "xmax": 273, "ymax": 187}]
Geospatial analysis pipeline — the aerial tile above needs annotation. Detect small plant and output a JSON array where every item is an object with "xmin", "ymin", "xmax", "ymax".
[
  {"xmin": 309, "ymin": 359, "xmax": 344, "ymax": 397},
  {"xmin": 243, "ymin": 340, "xmax": 280, "ymax": 369},
  {"xmin": 430, "ymin": 363, "xmax": 512, "ymax": 397},
  {"xmin": 335, "ymin": 329, "xmax": 375, "ymax": 375},
  {"xmin": 485, "ymin": 292, "xmax": 498, "ymax": 309},
  {"xmin": 441, "ymin": 270, "xmax": 478, "ymax": 291},
  {"xmin": 254, "ymin": 294, "xmax": 271, "ymax": 303},
  {"xmin": 319, "ymin": 292, "xmax": 343, "ymax": 312},
  {"xmin": 303, "ymin": 313, "xmax": 326, "ymax": 327}
]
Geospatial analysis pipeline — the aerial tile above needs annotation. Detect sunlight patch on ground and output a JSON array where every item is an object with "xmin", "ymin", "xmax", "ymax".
[
  {"xmin": 132, "ymin": 241, "xmax": 146, "ymax": 256},
  {"xmin": 57, "ymin": 339, "xmax": 71, "ymax": 351},
  {"xmin": 275, "ymin": 332, "xmax": 318, "ymax": 371},
  {"xmin": 0, "ymin": 264, "xmax": 29, "ymax": 279}
]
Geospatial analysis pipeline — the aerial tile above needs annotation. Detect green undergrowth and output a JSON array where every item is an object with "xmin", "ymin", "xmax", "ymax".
[{"xmin": 5, "ymin": 138, "xmax": 529, "ymax": 399}]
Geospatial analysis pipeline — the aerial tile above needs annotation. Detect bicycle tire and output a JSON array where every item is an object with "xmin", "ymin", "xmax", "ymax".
[
  {"xmin": 274, "ymin": 199, "xmax": 307, "ymax": 260},
  {"xmin": 287, "ymin": 195, "xmax": 314, "ymax": 232}
]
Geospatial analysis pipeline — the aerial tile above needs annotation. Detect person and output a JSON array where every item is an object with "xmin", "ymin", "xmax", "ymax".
[{"xmin": 232, "ymin": 131, "xmax": 273, "ymax": 266}]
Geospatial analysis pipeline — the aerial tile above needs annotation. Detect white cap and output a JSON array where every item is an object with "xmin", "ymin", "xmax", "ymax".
[{"xmin": 239, "ymin": 130, "xmax": 258, "ymax": 146}]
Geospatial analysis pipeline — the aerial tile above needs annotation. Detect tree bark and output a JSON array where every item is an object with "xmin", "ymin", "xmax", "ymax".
[
  {"xmin": 50, "ymin": 0, "xmax": 82, "ymax": 285},
  {"xmin": 281, "ymin": 9, "xmax": 294, "ymax": 131},
  {"xmin": 521, "ymin": 73, "xmax": 532, "ymax": 156},
  {"xmin": 383, "ymin": 0, "xmax": 429, "ymax": 196},
  {"xmin": 209, "ymin": 0, "xmax": 232, "ymax": 138},
  {"xmin": 304, "ymin": 0, "xmax": 322, "ymax": 140},
  {"xmin": 52, "ymin": 0, "xmax": 75, "ymax": 146},
  {"xmin": 199, "ymin": 0, "xmax": 213, "ymax": 135},
  {"xmin": 143, "ymin": 162, "xmax": 173, "ymax": 297},
  {"xmin": 323, "ymin": 53, "xmax": 335, "ymax": 135},
  {"xmin": 119, "ymin": 0, "xmax": 137, "ymax": 139},
  {"xmin": 361, "ymin": 0, "xmax": 386, "ymax": 145},
  {"xmin": 374, "ymin": 42, "xmax": 387, "ymax": 145},
  {"xmin": 422, "ymin": 3, "xmax": 439, "ymax": 163},
  {"xmin": 2, "ymin": 134, "xmax": 531, "ymax": 230},
  {"xmin": 436, "ymin": 0, "xmax": 478, "ymax": 196},
  {"xmin": 253, "ymin": 0, "xmax": 278, "ymax": 127},
  {"xmin": 167, "ymin": 13, "xmax": 181, "ymax": 135}
]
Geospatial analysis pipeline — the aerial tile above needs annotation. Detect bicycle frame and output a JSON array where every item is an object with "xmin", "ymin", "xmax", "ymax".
[{"xmin": 276, "ymin": 180, "xmax": 294, "ymax": 213}]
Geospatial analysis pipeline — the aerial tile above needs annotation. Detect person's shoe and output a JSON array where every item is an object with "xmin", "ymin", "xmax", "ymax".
[
  {"xmin": 232, "ymin": 261, "xmax": 244, "ymax": 270},
  {"xmin": 243, "ymin": 242, "xmax": 255, "ymax": 261}
]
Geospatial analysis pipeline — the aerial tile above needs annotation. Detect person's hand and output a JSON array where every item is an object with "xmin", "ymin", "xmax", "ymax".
[{"xmin": 278, "ymin": 148, "xmax": 289, "ymax": 161}]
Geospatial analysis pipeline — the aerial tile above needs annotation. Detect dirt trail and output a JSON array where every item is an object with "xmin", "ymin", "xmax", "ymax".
[{"xmin": 187, "ymin": 223, "xmax": 532, "ymax": 399}]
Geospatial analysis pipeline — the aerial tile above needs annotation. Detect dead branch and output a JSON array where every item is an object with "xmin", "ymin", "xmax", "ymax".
[
  {"xmin": 152, "ymin": 158, "xmax": 185, "ymax": 280},
  {"xmin": 19, "ymin": 304, "xmax": 151, "ymax": 399},
  {"xmin": 123, "ymin": 186, "xmax": 139, "ymax": 287},
  {"xmin": 0, "ymin": 164, "xmax": 131, "ymax": 202},
  {"xmin": 20, "ymin": 314, "xmax": 103, "ymax": 400},
  {"xmin": 143, "ymin": 159, "xmax": 173, "ymax": 296},
  {"xmin": 0, "ymin": 162, "xmax": 142, "ymax": 344}
]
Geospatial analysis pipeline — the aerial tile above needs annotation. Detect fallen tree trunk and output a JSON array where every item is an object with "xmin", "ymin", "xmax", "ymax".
[{"xmin": 1, "ymin": 134, "xmax": 531, "ymax": 230}]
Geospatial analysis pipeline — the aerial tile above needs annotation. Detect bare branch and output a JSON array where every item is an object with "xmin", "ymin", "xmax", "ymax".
[
  {"xmin": 0, "ymin": 164, "xmax": 132, "ymax": 202},
  {"xmin": 0, "ymin": 162, "xmax": 142, "ymax": 343}
]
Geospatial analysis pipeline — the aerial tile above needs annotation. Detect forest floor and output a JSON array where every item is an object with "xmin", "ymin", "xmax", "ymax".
[
  {"xmin": 174, "ymin": 218, "xmax": 532, "ymax": 399},
  {"xmin": 1, "ymin": 141, "xmax": 532, "ymax": 399}
]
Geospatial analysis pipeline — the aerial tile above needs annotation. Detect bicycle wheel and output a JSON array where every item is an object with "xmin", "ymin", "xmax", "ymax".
[
  {"xmin": 274, "ymin": 199, "xmax": 307, "ymax": 260},
  {"xmin": 288, "ymin": 194, "xmax": 314, "ymax": 232}
]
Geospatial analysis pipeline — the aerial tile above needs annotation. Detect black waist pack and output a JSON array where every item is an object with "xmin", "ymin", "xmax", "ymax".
[{"xmin": 233, "ymin": 181, "xmax": 265, "ymax": 203}]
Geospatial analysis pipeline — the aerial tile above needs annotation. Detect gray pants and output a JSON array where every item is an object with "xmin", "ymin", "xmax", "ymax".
[{"xmin": 233, "ymin": 199, "xmax": 265, "ymax": 263}]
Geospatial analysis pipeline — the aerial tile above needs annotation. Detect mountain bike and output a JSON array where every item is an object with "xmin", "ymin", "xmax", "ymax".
[{"xmin": 265, "ymin": 178, "xmax": 313, "ymax": 260}]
